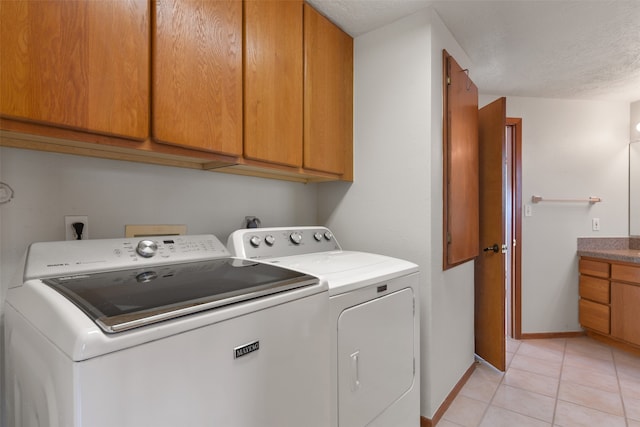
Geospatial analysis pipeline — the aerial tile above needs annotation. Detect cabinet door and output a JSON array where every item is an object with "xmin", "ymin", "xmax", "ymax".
[
  {"xmin": 0, "ymin": 0, "xmax": 149, "ymax": 140},
  {"xmin": 303, "ymin": 4, "xmax": 353, "ymax": 177},
  {"xmin": 611, "ymin": 281, "xmax": 640, "ymax": 346},
  {"xmin": 579, "ymin": 299, "xmax": 610, "ymax": 334},
  {"xmin": 244, "ymin": 0, "xmax": 303, "ymax": 167},
  {"xmin": 153, "ymin": 0, "xmax": 242, "ymax": 156},
  {"xmin": 443, "ymin": 51, "xmax": 480, "ymax": 268}
]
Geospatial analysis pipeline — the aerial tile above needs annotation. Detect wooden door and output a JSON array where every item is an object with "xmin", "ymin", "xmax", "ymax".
[
  {"xmin": 475, "ymin": 97, "xmax": 507, "ymax": 371},
  {"xmin": 303, "ymin": 4, "xmax": 353, "ymax": 178},
  {"xmin": 152, "ymin": 0, "xmax": 242, "ymax": 156},
  {"xmin": 244, "ymin": 0, "xmax": 303, "ymax": 167},
  {"xmin": 0, "ymin": 0, "xmax": 149, "ymax": 140}
]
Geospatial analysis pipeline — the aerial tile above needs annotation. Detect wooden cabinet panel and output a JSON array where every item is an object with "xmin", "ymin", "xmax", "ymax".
[
  {"xmin": 611, "ymin": 264, "xmax": 640, "ymax": 284},
  {"xmin": 443, "ymin": 51, "xmax": 479, "ymax": 268},
  {"xmin": 0, "ymin": 0, "xmax": 149, "ymax": 140},
  {"xmin": 152, "ymin": 0, "xmax": 242, "ymax": 156},
  {"xmin": 303, "ymin": 4, "xmax": 353, "ymax": 177},
  {"xmin": 579, "ymin": 258, "xmax": 610, "ymax": 278},
  {"xmin": 579, "ymin": 275, "xmax": 610, "ymax": 304},
  {"xmin": 611, "ymin": 281, "xmax": 640, "ymax": 346},
  {"xmin": 244, "ymin": 0, "xmax": 303, "ymax": 167},
  {"xmin": 579, "ymin": 299, "xmax": 610, "ymax": 335}
]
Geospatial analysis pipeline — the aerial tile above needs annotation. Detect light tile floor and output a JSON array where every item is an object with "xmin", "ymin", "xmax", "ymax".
[{"xmin": 439, "ymin": 336, "xmax": 640, "ymax": 427}]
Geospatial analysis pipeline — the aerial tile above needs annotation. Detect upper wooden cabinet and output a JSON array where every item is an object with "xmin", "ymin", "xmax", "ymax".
[
  {"xmin": 244, "ymin": 0, "xmax": 303, "ymax": 167},
  {"xmin": 303, "ymin": 4, "xmax": 353, "ymax": 177},
  {"xmin": 152, "ymin": 0, "xmax": 242, "ymax": 156},
  {"xmin": 1, "ymin": 0, "xmax": 352, "ymax": 183},
  {"xmin": 442, "ymin": 50, "xmax": 479, "ymax": 269},
  {"xmin": 0, "ymin": 0, "xmax": 149, "ymax": 140}
]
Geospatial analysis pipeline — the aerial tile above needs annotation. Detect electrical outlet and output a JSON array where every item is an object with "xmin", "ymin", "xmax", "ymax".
[
  {"xmin": 65, "ymin": 215, "xmax": 89, "ymax": 240},
  {"xmin": 592, "ymin": 218, "xmax": 600, "ymax": 231}
]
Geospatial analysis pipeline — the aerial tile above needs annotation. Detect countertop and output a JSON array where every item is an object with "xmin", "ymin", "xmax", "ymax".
[
  {"xmin": 577, "ymin": 237, "xmax": 640, "ymax": 264},
  {"xmin": 577, "ymin": 248, "xmax": 640, "ymax": 264}
]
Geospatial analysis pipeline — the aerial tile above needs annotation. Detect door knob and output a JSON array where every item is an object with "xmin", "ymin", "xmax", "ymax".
[{"xmin": 483, "ymin": 244, "xmax": 500, "ymax": 253}]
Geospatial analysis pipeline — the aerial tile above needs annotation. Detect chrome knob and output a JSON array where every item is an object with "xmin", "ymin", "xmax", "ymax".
[
  {"xmin": 136, "ymin": 240, "xmax": 158, "ymax": 258},
  {"xmin": 249, "ymin": 235, "xmax": 262, "ymax": 248},
  {"xmin": 136, "ymin": 271, "xmax": 158, "ymax": 283},
  {"xmin": 265, "ymin": 235, "xmax": 276, "ymax": 246},
  {"xmin": 324, "ymin": 231, "xmax": 333, "ymax": 241},
  {"xmin": 313, "ymin": 232, "xmax": 323, "ymax": 242},
  {"xmin": 290, "ymin": 232, "xmax": 303, "ymax": 245}
]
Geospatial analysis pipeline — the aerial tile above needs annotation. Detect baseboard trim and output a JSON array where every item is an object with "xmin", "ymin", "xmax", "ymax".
[
  {"xmin": 420, "ymin": 361, "xmax": 477, "ymax": 427},
  {"xmin": 585, "ymin": 330, "xmax": 640, "ymax": 356},
  {"xmin": 519, "ymin": 331, "xmax": 584, "ymax": 339}
]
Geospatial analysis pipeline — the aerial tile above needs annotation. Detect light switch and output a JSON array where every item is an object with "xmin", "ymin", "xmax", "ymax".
[
  {"xmin": 524, "ymin": 204, "xmax": 533, "ymax": 217},
  {"xmin": 592, "ymin": 218, "xmax": 600, "ymax": 231}
]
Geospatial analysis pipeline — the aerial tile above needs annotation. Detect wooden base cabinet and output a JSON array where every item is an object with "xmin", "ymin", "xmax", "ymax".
[
  {"xmin": 580, "ymin": 257, "xmax": 640, "ymax": 351},
  {"xmin": 611, "ymin": 264, "xmax": 640, "ymax": 347}
]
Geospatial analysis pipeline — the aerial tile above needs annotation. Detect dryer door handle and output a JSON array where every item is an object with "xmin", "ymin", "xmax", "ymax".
[{"xmin": 350, "ymin": 350, "xmax": 360, "ymax": 392}]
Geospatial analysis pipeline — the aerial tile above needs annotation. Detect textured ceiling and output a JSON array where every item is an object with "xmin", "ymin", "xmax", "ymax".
[{"xmin": 307, "ymin": 0, "xmax": 640, "ymax": 102}]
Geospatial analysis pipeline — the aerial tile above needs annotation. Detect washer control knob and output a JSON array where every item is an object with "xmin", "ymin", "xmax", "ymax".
[
  {"xmin": 324, "ymin": 231, "xmax": 333, "ymax": 241},
  {"xmin": 313, "ymin": 232, "xmax": 323, "ymax": 242},
  {"xmin": 265, "ymin": 234, "xmax": 276, "ymax": 246},
  {"xmin": 289, "ymin": 231, "xmax": 303, "ymax": 245},
  {"xmin": 136, "ymin": 240, "xmax": 158, "ymax": 258},
  {"xmin": 249, "ymin": 235, "xmax": 262, "ymax": 248}
]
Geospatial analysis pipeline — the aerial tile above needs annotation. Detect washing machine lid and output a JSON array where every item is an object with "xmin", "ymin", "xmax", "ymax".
[{"xmin": 42, "ymin": 258, "xmax": 318, "ymax": 333}]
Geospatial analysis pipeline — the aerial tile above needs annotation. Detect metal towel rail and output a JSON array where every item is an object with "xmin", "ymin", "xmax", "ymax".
[{"xmin": 531, "ymin": 195, "xmax": 602, "ymax": 204}]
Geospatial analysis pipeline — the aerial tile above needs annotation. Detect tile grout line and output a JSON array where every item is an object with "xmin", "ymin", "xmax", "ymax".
[
  {"xmin": 612, "ymin": 349, "xmax": 630, "ymax": 427},
  {"xmin": 472, "ymin": 355, "xmax": 506, "ymax": 427},
  {"xmin": 550, "ymin": 338, "xmax": 568, "ymax": 426}
]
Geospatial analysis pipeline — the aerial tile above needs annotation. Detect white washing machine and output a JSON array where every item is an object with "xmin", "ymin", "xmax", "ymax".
[
  {"xmin": 227, "ymin": 226, "xmax": 420, "ymax": 427},
  {"xmin": 4, "ymin": 234, "xmax": 330, "ymax": 427}
]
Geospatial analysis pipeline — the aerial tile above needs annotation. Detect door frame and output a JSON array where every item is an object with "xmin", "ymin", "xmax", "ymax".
[{"xmin": 507, "ymin": 117, "xmax": 522, "ymax": 339}]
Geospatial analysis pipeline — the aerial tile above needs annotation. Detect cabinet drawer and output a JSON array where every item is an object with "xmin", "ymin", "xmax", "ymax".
[
  {"xmin": 579, "ymin": 275, "xmax": 610, "ymax": 304},
  {"xmin": 611, "ymin": 264, "xmax": 640, "ymax": 284},
  {"xmin": 579, "ymin": 299, "xmax": 610, "ymax": 334},
  {"xmin": 579, "ymin": 258, "xmax": 610, "ymax": 278}
]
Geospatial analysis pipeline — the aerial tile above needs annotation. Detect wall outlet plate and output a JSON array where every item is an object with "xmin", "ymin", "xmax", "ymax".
[{"xmin": 65, "ymin": 215, "xmax": 89, "ymax": 240}]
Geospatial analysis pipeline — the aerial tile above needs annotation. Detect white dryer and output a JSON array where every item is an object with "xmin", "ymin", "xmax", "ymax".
[{"xmin": 227, "ymin": 226, "xmax": 420, "ymax": 427}]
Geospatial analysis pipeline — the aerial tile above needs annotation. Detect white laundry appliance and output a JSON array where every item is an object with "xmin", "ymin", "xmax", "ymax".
[
  {"xmin": 227, "ymin": 226, "xmax": 420, "ymax": 427},
  {"xmin": 4, "ymin": 234, "xmax": 330, "ymax": 427}
]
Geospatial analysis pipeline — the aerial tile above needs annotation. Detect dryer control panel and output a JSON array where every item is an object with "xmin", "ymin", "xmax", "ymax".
[{"xmin": 228, "ymin": 226, "xmax": 341, "ymax": 259}]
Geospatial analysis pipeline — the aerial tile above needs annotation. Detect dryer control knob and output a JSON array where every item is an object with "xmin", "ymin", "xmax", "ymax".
[
  {"xmin": 250, "ymin": 235, "xmax": 262, "ymax": 247},
  {"xmin": 136, "ymin": 240, "xmax": 158, "ymax": 258},
  {"xmin": 265, "ymin": 235, "xmax": 276, "ymax": 246},
  {"xmin": 313, "ymin": 232, "xmax": 323, "ymax": 242},
  {"xmin": 324, "ymin": 231, "xmax": 333, "ymax": 241},
  {"xmin": 289, "ymin": 231, "xmax": 303, "ymax": 245}
]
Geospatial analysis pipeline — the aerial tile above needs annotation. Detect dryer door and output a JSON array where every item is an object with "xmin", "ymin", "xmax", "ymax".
[{"xmin": 337, "ymin": 287, "xmax": 415, "ymax": 427}]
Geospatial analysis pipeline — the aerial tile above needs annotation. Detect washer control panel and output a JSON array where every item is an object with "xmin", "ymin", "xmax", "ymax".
[
  {"xmin": 23, "ymin": 234, "xmax": 229, "ymax": 280},
  {"xmin": 227, "ymin": 226, "xmax": 341, "ymax": 259}
]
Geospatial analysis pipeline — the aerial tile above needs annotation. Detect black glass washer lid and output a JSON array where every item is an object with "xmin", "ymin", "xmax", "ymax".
[{"xmin": 43, "ymin": 258, "xmax": 318, "ymax": 333}]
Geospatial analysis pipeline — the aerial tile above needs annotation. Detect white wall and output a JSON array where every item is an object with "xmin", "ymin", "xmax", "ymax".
[
  {"xmin": 0, "ymin": 147, "xmax": 318, "ymax": 299},
  {"xmin": 318, "ymin": 7, "xmax": 476, "ymax": 419},
  {"xmin": 479, "ymin": 95, "xmax": 629, "ymax": 333}
]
